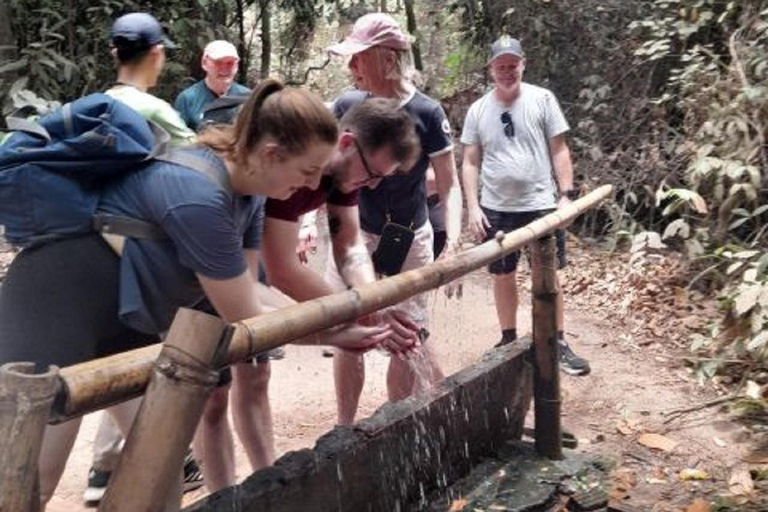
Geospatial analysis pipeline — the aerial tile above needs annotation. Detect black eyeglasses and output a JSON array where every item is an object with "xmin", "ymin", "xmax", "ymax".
[
  {"xmin": 500, "ymin": 111, "xmax": 515, "ymax": 138},
  {"xmin": 353, "ymin": 138, "xmax": 385, "ymax": 184}
]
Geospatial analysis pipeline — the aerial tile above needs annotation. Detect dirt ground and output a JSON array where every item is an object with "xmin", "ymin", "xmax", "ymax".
[{"xmin": 2, "ymin": 236, "xmax": 764, "ymax": 511}]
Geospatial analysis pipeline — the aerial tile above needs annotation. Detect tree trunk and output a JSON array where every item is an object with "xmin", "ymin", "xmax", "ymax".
[
  {"xmin": 0, "ymin": 0, "xmax": 17, "ymax": 103},
  {"xmin": 260, "ymin": 0, "xmax": 271, "ymax": 79},
  {"xmin": 236, "ymin": 0, "xmax": 248, "ymax": 85},
  {"xmin": 403, "ymin": 0, "xmax": 422, "ymax": 71}
]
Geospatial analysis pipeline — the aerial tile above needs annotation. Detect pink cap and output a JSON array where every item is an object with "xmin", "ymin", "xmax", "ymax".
[{"xmin": 327, "ymin": 13, "xmax": 411, "ymax": 55}]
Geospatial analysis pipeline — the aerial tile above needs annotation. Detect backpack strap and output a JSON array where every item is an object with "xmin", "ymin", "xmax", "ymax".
[
  {"xmin": 144, "ymin": 120, "xmax": 172, "ymax": 160},
  {"xmin": 91, "ymin": 148, "xmax": 232, "ymax": 242},
  {"xmin": 154, "ymin": 149, "xmax": 232, "ymax": 195},
  {"xmin": 2, "ymin": 116, "xmax": 52, "ymax": 143},
  {"xmin": 92, "ymin": 214, "xmax": 168, "ymax": 240}
]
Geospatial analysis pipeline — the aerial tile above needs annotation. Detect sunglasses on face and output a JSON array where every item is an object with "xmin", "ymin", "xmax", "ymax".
[{"xmin": 500, "ymin": 111, "xmax": 515, "ymax": 138}]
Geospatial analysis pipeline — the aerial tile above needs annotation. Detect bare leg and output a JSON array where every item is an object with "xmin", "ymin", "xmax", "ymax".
[
  {"xmin": 493, "ymin": 271, "xmax": 518, "ymax": 330},
  {"xmin": 39, "ymin": 418, "xmax": 82, "ymax": 505},
  {"xmin": 334, "ymin": 350, "xmax": 365, "ymax": 425},
  {"xmin": 231, "ymin": 361, "xmax": 275, "ymax": 470},
  {"xmin": 387, "ymin": 357, "xmax": 414, "ymax": 402},
  {"xmin": 195, "ymin": 385, "xmax": 235, "ymax": 492},
  {"xmin": 106, "ymin": 397, "xmax": 142, "ymax": 438},
  {"xmin": 90, "ymin": 413, "xmax": 123, "ymax": 473},
  {"xmin": 556, "ymin": 277, "xmax": 564, "ymax": 332},
  {"xmin": 387, "ymin": 342, "xmax": 444, "ymax": 402},
  {"xmin": 413, "ymin": 342, "xmax": 444, "ymax": 392}
]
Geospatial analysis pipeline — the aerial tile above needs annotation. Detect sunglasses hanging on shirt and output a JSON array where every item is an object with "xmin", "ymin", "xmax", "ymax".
[{"xmin": 500, "ymin": 111, "xmax": 515, "ymax": 138}]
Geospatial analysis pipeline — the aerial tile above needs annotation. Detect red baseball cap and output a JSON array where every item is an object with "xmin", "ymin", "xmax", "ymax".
[{"xmin": 327, "ymin": 13, "xmax": 412, "ymax": 55}]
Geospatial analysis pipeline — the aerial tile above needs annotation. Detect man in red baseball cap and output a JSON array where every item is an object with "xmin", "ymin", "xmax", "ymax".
[{"xmin": 175, "ymin": 40, "xmax": 251, "ymax": 131}]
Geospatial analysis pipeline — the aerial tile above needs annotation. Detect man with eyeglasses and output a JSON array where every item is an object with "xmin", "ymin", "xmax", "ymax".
[
  {"xmin": 461, "ymin": 35, "xmax": 591, "ymax": 376},
  {"xmin": 262, "ymin": 97, "xmax": 423, "ymax": 363}
]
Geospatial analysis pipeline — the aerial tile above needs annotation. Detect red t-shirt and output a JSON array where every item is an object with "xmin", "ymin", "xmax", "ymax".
[{"xmin": 265, "ymin": 175, "xmax": 359, "ymax": 222}]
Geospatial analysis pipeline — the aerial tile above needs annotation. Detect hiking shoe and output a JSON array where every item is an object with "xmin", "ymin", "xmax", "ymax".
[
  {"xmin": 183, "ymin": 450, "xmax": 204, "ymax": 493},
  {"xmin": 559, "ymin": 340, "xmax": 591, "ymax": 376},
  {"xmin": 322, "ymin": 348, "xmax": 334, "ymax": 358},
  {"xmin": 83, "ymin": 467, "xmax": 111, "ymax": 505},
  {"xmin": 494, "ymin": 331, "xmax": 517, "ymax": 348},
  {"xmin": 268, "ymin": 346, "xmax": 286, "ymax": 360}
]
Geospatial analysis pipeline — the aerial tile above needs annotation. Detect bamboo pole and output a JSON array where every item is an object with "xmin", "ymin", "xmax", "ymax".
[
  {"xmin": 530, "ymin": 234, "xmax": 562, "ymax": 459},
  {"xmin": 0, "ymin": 362, "xmax": 59, "ymax": 512},
  {"xmin": 49, "ymin": 185, "xmax": 613, "ymax": 423},
  {"xmin": 230, "ymin": 185, "xmax": 613, "ymax": 360},
  {"xmin": 99, "ymin": 308, "xmax": 230, "ymax": 512}
]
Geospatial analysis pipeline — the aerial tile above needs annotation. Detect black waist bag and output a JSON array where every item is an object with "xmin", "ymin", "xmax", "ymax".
[{"xmin": 371, "ymin": 222, "xmax": 414, "ymax": 276}]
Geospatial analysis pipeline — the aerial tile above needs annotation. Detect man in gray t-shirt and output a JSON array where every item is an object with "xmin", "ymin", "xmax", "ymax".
[{"xmin": 460, "ymin": 35, "xmax": 590, "ymax": 376}]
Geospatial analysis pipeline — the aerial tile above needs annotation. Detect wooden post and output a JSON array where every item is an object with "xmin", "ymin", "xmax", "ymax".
[
  {"xmin": 99, "ymin": 308, "xmax": 231, "ymax": 512},
  {"xmin": 530, "ymin": 234, "xmax": 563, "ymax": 460},
  {"xmin": 0, "ymin": 362, "xmax": 59, "ymax": 512}
]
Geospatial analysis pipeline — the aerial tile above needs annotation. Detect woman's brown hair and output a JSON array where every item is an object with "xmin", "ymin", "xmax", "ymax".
[{"xmin": 197, "ymin": 78, "xmax": 338, "ymax": 169}]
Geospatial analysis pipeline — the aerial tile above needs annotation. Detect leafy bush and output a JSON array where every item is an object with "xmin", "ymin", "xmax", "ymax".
[
  {"xmin": 631, "ymin": 0, "xmax": 768, "ymax": 374},
  {"xmin": 3, "ymin": 0, "xmax": 240, "ymax": 109}
]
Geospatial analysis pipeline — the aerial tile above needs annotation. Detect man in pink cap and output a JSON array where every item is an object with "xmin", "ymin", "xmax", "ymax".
[
  {"xmin": 326, "ymin": 13, "xmax": 464, "ymax": 425},
  {"xmin": 174, "ymin": 39, "xmax": 250, "ymax": 131},
  {"xmin": 461, "ymin": 35, "xmax": 590, "ymax": 376}
]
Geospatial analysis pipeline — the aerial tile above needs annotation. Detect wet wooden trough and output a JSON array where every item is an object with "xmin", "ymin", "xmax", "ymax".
[{"xmin": 186, "ymin": 342, "xmax": 533, "ymax": 512}]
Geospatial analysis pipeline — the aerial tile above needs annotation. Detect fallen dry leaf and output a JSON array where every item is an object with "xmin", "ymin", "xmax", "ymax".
[
  {"xmin": 743, "ymin": 449, "xmax": 768, "ymax": 464},
  {"xmin": 608, "ymin": 488, "xmax": 628, "ymax": 500},
  {"xmin": 638, "ymin": 433, "xmax": 678, "ymax": 452},
  {"xmin": 713, "ymin": 437, "xmax": 727, "ymax": 448},
  {"xmin": 746, "ymin": 380, "xmax": 762, "ymax": 400},
  {"xmin": 613, "ymin": 468, "xmax": 637, "ymax": 490},
  {"xmin": 685, "ymin": 498, "xmax": 710, "ymax": 512},
  {"xmin": 679, "ymin": 468, "xmax": 710, "ymax": 481},
  {"xmin": 729, "ymin": 464, "xmax": 754, "ymax": 495},
  {"xmin": 616, "ymin": 420, "xmax": 635, "ymax": 436},
  {"xmin": 448, "ymin": 498, "xmax": 467, "ymax": 511}
]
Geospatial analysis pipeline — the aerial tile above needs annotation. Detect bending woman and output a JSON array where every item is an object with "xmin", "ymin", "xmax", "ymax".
[{"xmin": 0, "ymin": 79, "xmax": 401, "ymax": 507}]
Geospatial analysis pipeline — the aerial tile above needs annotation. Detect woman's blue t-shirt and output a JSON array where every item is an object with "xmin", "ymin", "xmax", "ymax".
[{"xmin": 98, "ymin": 147, "xmax": 265, "ymax": 334}]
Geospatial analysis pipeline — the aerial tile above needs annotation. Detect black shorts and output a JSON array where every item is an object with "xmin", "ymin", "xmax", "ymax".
[
  {"xmin": 482, "ymin": 208, "xmax": 559, "ymax": 275},
  {"xmin": 0, "ymin": 234, "xmax": 268, "ymax": 389},
  {"xmin": 0, "ymin": 234, "xmax": 158, "ymax": 368}
]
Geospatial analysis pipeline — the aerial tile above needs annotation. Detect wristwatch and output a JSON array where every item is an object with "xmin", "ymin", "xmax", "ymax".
[{"xmin": 560, "ymin": 189, "xmax": 579, "ymax": 201}]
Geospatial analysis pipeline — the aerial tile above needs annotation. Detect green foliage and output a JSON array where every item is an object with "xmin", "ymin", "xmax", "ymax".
[
  {"xmin": 625, "ymin": 0, "xmax": 768, "ymax": 378},
  {"xmin": 3, "ymin": 0, "xmax": 244, "ymax": 108}
]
